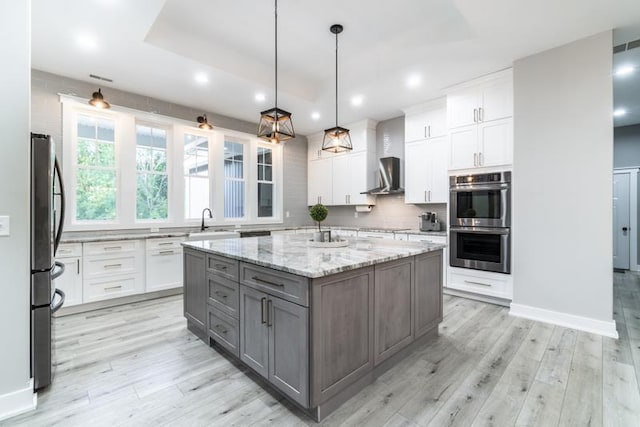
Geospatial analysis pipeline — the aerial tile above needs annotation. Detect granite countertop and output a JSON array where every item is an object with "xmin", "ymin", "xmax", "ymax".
[
  {"xmin": 61, "ymin": 231, "xmax": 190, "ymax": 243},
  {"xmin": 182, "ymin": 234, "xmax": 446, "ymax": 279}
]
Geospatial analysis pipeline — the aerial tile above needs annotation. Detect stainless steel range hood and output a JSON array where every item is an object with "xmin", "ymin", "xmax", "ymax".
[{"xmin": 361, "ymin": 157, "xmax": 405, "ymax": 195}]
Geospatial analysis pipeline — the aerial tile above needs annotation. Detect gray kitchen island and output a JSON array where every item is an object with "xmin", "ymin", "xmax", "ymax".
[{"xmin": 182, "ymin": 234, "xmax": 445, "ymax": 421}]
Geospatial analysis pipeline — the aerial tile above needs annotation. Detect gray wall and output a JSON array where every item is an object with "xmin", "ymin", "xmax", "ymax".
[
  {"xmin": 324, "ymin": 116, "xmax": 447, "ymax": 230},
  {"xmin": 512, "ymin": 31, "xmax": 614, "ymax": 324},
  {"xmin": 0, "ymin": 0, "xmax": 32, "ymax": 416},
  {"xmin": 31, "ymin": 70, "xmax": 309, "ymax": 227},
  {"xmin": 613, "ymin": 124, "xmax": 640, "ymax": 265}
]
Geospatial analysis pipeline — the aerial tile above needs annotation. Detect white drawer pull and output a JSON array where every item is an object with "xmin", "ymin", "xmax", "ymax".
[
  {"xmin": 104, "ymin": 246, "xmax": 122, "ymax": 251},
  {"xmin": 158, "ymin": 242, "xmax": 173, "ymax": 246},
  {"xmin": 103, "ymin": 263, "xmax": 122, "ymax": 269},
  {"xmin": 158, "ymin": 250, "xmax": 175, "ymax": 255},
  {"xmin": 464, "ymin": 280, "xmax": 491, "ymax": 287},
  {"xmin": 104, "ymin": 285, "xmax": 123, "ymax": 291}
]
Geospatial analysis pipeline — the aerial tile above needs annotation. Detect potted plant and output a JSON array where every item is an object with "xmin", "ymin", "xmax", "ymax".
[{"xmin": 309, "ymin": 203, "xmax": 329, "ymax": 242}]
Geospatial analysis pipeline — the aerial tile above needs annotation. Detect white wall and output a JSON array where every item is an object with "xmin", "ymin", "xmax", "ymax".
[
  {"xmin": 511, "ymin": 31, "xmax": 616, "ymax": 337},
  {"xmin": 0, "ymin": 0, "xmax": 36, "ymax": 420}
]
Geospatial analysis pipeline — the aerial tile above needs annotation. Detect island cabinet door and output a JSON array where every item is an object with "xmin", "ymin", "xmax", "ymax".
[
  {"xmin": 414, "ymin": 251, "xmax": 443, "ymax": 338},
  {"xmin": 239, "ymin": 285, "xmax": 269, "ymax": 379},
  {"xmin": 183, "ymin": 249, "xmax": 206, "ymax": 333},
  {"xmin": 268, "ymin": 297, "xmax": 309, "ymax": 407},
  {"xmin": 374, "ymin": 258, "xmax": 415, "ymax": 365}
]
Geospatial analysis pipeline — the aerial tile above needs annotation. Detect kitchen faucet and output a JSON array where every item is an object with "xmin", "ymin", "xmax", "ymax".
[{"xmin": 200, "ymin": 208, "xmax": 213, "ymax": 231}]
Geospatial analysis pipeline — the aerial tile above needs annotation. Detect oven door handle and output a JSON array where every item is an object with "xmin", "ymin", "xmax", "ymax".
[
  {"xmin": 450, "ymin": 227, "xmax": 511, "ymax": 235},
  {"xmin": 450, "ymin": 184, "xmax": 510, "ymax": 192}
]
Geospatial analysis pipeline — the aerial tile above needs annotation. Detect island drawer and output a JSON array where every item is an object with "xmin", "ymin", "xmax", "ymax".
[
  {"xmin": 207, "ymin": 273, "xmax": 239, "ymax": 318},
  {"xmin": 240, "ymin": 263, "xmax": 309, "ymax": 307},
  {"xmin": 206, "ymin": 254, "xmax": 239, "ymax": 281},
  {"xmin": 207, "ymin": 306, "xmax": 239, "ymax": 357}
]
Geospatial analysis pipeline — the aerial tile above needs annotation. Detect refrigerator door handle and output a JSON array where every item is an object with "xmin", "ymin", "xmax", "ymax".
[
  {"xmin": 53, "ymin": 158, "xmax": 65, "ymax": 255},
  {"xmin": 51, "ymin": 288, "xmax": 65, "ymax": 313},
  {"xmin": 51, "ymin": 260, "xmax": 65, "ymax": 280}
]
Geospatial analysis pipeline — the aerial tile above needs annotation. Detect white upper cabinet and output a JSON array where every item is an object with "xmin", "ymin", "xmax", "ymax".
[
  {"xmin": 403, "ymin": 99, "xmax": 447, "ymax": 143},
  {"xmin": 447, "ymin": 69, "xmax": 513, "ymax": 129},
  {"xmin": 307, "ymin": 119, "xmax": 377, "ymax": 206},
  {"xmin": 404, "ymin": 136, "xmax": 448, "ymax": 204},
  {"xmin": 447, "ymin": 69, "xmax": 513, "ymax": 171}
]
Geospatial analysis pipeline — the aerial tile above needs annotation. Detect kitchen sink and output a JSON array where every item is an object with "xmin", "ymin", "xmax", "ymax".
[{"xmin": 186, "ymin": 230, "xmax": 240, "ymax": 241}]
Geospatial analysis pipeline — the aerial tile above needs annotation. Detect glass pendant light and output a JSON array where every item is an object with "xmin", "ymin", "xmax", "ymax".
[
  {"xmin": 88, "ymin": 88, "xmax": 111, "ymax": 109},
  {"xmin": 322, "ymin": 24, "xmax": 352, "ymax": 153},
  {"xmin": 257, "ymin": 0, "xmax": 295, "ymax": 144},
  {"xmin": 197, "ymin": 114, "xmax": 213, "ymax": 130}
]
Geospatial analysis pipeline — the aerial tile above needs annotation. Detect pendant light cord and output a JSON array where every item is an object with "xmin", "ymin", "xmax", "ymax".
[
  {"xmin": 335, "ymin": 30, "xmax": 339, "ymax": 127},
  {"xmin": 274, "ymin": 0, "xmax": 278, "ymax": 112}
]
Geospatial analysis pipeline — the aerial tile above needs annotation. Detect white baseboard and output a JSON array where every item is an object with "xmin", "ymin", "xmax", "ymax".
[
  {"xmin": 0, "ymin": 379, "xmax": 36, "ymax": 422},
  {"xmin": 510, "ymin": 303, "xmax": 619, "ymax": 339}
]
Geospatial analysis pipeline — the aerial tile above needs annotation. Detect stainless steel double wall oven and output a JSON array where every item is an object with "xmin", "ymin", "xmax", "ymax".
[{"xmin": 449, "ymin": 171, "xmax": 511, "ymax": 274}]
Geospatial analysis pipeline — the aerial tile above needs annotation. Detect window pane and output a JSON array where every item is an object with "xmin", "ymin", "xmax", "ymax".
[
  {"xmin": 185, "ymin": 176, "xmax": 209, "ymax": 219},
  {"xmin": 97, "ymin": 118, "xmax": 115, "ymax": 142},
  {"xmin": 258, "ymin": 183, "xmax": 273, "ymax": 217},
  {"xmin": 76, "ymin": 169, "xmax": 116, "ymax": 221},
  {"xmin": 97, "ymin": 142, "xmax": 115, "ymax": 167},
  {"xmin": 264, "ymin": 165, "xmax": 272, "ymax": 181},
  {"xmin": 136, "ymin": 125, "xmax": 153, "ymax": 147},
  {"xmin": 224, "ymin": 180, "xmax": 244, "ymax": 218},
  {"xmin": 77, "ymin": 115, "xmax": 96, "ymax": 139},
  {"xmin": 136, "ymin": 147, "xmax": 152, "ymax": 171},
  {"xmin": 152, "ymin": 129, "xmax": 167, "ymax": 149},
  {"xmin": 77, "ymin": 139, "xmax": 97, "ymax": 166},
  {"xmin": 264, "ymin": 149, "xmax": 272, "ymax": 165},
  {"xmin": 184, "ymin": 134, "xmax": 210, "ymax": 219},
  {"xmin": 153, "ymin": 149, "xmax": 167, "ymax": 172},
  {"xmin": 136, "ymin": 174, "xmax": 168, "ymax": 220}
]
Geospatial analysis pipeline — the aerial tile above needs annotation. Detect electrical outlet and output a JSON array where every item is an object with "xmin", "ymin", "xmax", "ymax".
[
  {"xmin": 0, "ymin": 216, "xmax": 9, "ymax": 236},
  {"xmin": 354, "ymin": 212, "xmax": 358, "ymax": 218},
  {"xmin": 286, "ymin": 211, "xmax": 290, "ymax": 218}
]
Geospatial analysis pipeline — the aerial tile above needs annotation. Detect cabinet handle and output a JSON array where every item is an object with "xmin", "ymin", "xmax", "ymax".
[
  {"xmin": 479, "ymin": 107, "xmax": 484, "ymax": 122},
  {"xmin": 473, "ymin": 108, "xmax": 478, "ymax": 123},
  {"xmin": 318, "ymin": 196, "xmax": 321, "ymax": 204},
  {"xmin": 104, "ymin": 285, "xmax": 123, "ymax": 291},
  {"xmin": 267, "ymin": 299, "xmax": 273, "ymax": 327},
  {"xmin": 424, "ymin": 190, "xmax": 427, "ymax": 202},
  {"xmin": 214, "ymin": 291, "xmax": 227, "ymax": 299},
  {"xmin": 158, "ymin": 242, "xmax": 173, "ymax": 246},
  {"xmin": 77, "ymin": 259, "xmax": 80, "ymax": 274},
  {"xmin": 479, "ymin": 152, "xmax": 483, "ymax": 166},
  {"xmin": 464, "ymin": 280, "xmax": 491, "ymax": 287},
  {"xmin": 428, "ymin": 190, "xmax": 432, "ymax": 201},
  {"xmin": 103, "ymin": 246, "xmax": 122, "ymax": 251},
  {"xmin": 424, "ymin": 126, "xmax": 427, "ymax": 138},
  {"xmin": 428, "ymin": 125, "xmax": 431, "ymax": 138},
  {"xmin": 252, "ymin": 276, "xmax": 284, "ymax": 287},
  {"xmin": 214, "ymin": 264, "xmax": 228, "ymax": 270},
  {"xmin": 474, "ymin": 153, "xmax": 478, "ymax": 167},
  {"xmin": 158, "ymin": 250, "xmax": 174, "ymax": 255},
  {"xmin": 103, "ymin": 263, "xmax": 122, "ymax": 269},
  {"xmin": 261, "ymin": 297, "xmax": 267, "ymax": 324},
  {"xmin": 215, "ymin": 324, "xmax": 228, "ymax": 334}
]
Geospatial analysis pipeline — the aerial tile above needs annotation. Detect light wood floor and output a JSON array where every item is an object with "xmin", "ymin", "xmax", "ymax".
[{"xmin": 5, "ymin": 272, "xmax": 640, "ymax": 427}]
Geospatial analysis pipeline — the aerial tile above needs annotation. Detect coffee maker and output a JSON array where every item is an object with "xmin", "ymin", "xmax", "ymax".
[{"xmin": 419, "ymin": 212, "xmax": 440, "ymax": 231}]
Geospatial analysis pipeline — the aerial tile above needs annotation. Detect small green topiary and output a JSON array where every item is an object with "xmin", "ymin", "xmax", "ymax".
[{"xmin": 309, "ymin": 204, "xmax": 329, "ymax": 232}]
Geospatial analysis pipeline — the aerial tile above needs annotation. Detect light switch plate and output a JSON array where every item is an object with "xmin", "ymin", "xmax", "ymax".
[{"xmin": 0, "ymin": 216, "xmax": 10, "ymax": 236}]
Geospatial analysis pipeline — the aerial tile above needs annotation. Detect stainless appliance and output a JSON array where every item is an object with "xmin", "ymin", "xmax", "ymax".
[
  {"xmin": 31, "ymin": 133, "xmax": 66, "ymax": 391},
  {"xmin": 449, "ymin": 171, "xmax": 511, "ymax": 228},
  {"xmin": 362, "ymin": 157, "xmax": 404, "ymax": 195},
  {"xmin": 419, "ymin": 212, "xmax": 440, "ymax": 231},
  {"xmin": 449, "ymin": 171, "xmax": 511, "ymax": 274}
]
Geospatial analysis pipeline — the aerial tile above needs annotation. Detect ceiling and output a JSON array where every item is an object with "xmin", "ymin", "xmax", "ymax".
[{"xmin": 32, "ymin": 0, "xmax": 640, "ymax": 135}]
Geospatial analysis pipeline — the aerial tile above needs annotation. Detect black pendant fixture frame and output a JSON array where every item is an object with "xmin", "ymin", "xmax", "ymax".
[
  {"xmin": 257, "ymin": 0, "xmax": 295, "ymax": 144},
  {"xmin": 88, "ymin": 88, "xmax": 111, "ymax": 109},
  {"xmin": 197, "ymin": 114, "xmax": 213, "ymax": 130},
  {"xmin": 322, "ymin": 24, "xmax": 352, "ymax": 153}
]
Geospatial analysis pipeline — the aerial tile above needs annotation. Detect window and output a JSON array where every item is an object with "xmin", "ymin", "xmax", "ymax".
[
  {"xmin": 183, "ymin": 133, "xmax": 210, "ymax": 219},
  {"xmin": 257, "ymin": 146, "xmax": 273, "ymax": 217},
  {"xmin": 224, "ymin": 140, "xmax": 245, "ymax": 218},
  {"xmin": 75, "ymin": 114, "xmax": 117, "ymax": 221},
  {"xmin": 135, "ymin": 125, "xmax": 168, "ymax": 220}
]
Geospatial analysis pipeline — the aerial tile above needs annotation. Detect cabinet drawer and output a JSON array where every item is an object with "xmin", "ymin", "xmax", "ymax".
[
  {"xmin": 207, "ymin": 306, "xmax": 239, "ymax": 357},
  {"xmin": 407, "ymin": 234, "xmax": 447, "ymax": 245},
  {"xmin": 83, "ymin": 240, "xmax": 140, "ymax": 255},
  {"xmin": 240, "ymin": 263, "xmax": 309, "ymax": 307},
  {"xmin": 146, "ymin": 251, "xmax": 183, "ymax": 292},
  {"xmin": 84, "ymin": 254, "xmax": 141, "ymax": 279},
  {"xmin": 207, "ymin": 273, "xmax": 239, "ymax": 318},
  {"xmin": 447, "ymin": 269, "xmax": 510, "ymax": 299},
  {"xmin": 83, "ymin": 274, "xmax": 144, "ymax": 303},
  {"xmin": 206, "ymin": 254, "xmax": 239, "ymax": 281},
  {"xmin": 146, "ymin": 237, "xmax": 185, "ymax": 251},
  {"xmin": 57, "ymin": 243, "xmax": 82, "ymax": 258}
]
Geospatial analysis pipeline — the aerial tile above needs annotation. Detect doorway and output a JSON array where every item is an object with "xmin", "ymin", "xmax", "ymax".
[{"xmin": 613, "ymin": 169, "xmax": 638, "ymax": 271}]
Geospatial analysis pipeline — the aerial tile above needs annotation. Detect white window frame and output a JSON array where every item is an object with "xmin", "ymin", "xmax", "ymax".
[
  {"xmin": 60, "ymin": 95, "xmax": 283, "ymax": 231},
  {"xmin": 256, "ymin": 143, "xmax": 277, "ymax": 219}
]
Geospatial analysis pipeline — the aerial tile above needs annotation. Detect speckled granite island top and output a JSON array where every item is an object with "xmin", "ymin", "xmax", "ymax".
[{"xmin": 182, "ymin": 234, "xmax": 445, "ymax": 278}]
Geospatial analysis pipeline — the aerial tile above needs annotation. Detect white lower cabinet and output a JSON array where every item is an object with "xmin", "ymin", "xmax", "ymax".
[
  {"xmin": 146, "ymin": 237, "xmax": 184, "ymax": 292},
  {"xmin": 82, "ymin": 240, "xmax": 145, "ymax": 303},
  {"xmin": 447, "ymin": 267, "xmax": 512, "ymax": 300},
  {"xmin": 54, "ymin": 243, "xmax": 83, "ymax": 307}
]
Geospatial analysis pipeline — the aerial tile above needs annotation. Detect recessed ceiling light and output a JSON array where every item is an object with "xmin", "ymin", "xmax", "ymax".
[
  {"xmin": 255, "ymin": 93, "xmax": 266, "ymax": 102},
  {"xmin": 351, "ymin": 95, "xmax": 364, "ymax": 107},
  {"xmin": 311, "ymin": 112, "xmax": 321, "ymax": 120},
  {"xmin": 614, "ymin": 108, "xmax": 627, "ymax": 117},
  {"xmin": 76, "ymin": 34, "xmax": 97, "ymax": 51},
  {"xmin": 194, "ymin": 73, "xmax": 209, "ymax": 84},
  {"xmin": 615, "ymin": 65, "xmax": 635, "ymax": 77},
  {"xmin": 407, "ymin": 74, "xmax": 421, "ymax": 88}
]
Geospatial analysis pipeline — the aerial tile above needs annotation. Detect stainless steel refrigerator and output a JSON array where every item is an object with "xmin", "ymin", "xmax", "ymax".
[{"xmin": 31, "ymin": 133, "xmax": 66, "ymax": 391}]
